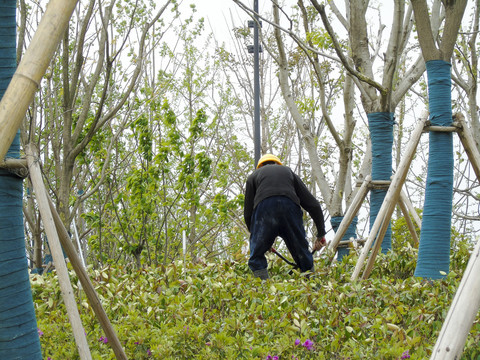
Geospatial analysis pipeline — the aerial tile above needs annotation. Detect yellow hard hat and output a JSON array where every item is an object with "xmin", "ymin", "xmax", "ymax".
[{"xmin": 257, "ymin": 154, "xmax": 282, "ymax": 169}]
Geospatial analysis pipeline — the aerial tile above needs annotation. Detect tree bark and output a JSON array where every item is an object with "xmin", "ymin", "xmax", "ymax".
[{"xmin": 273, "ymin": 2, "xmax": 331, "ymax": 205}]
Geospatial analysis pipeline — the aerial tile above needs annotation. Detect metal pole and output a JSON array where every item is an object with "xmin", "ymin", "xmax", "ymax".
[{"xmin": 253, "ymin": 0, "xmax": 261, "ymax": 167}]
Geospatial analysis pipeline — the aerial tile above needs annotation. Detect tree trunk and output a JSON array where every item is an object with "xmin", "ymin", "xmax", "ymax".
[
  {"xmin": 272, "ymin": 2, "xmax": 331, "ymax": 205},
  {"xmin": 309, "ymin": 0, "xmax": 426, "ymax": 258},
  {"xmin": 23, "ymin": 180, "xmax": 43, "ymax": 270},
  {"xmin": 411, "ymin": 0, "xmax": 468, "ymax": 279},
  {"xmin": 415, "ymin": 61, "xmax": 454, "ymax": 279},
  {"xmin": 0, "ymin": 1, "xmax": 42, "ymax": 358},
  {"xmin": 368, "ymin": 112, "xmax": 395, "ymax": 253}
]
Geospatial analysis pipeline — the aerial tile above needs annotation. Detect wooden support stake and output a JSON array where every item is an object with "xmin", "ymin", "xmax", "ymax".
[
  {"xmin": 0, "ymin": 158, "xmax": 28, "ymax": 169},
  {"xmin": 352, "ymin": 114, "xmax": 427, "ymax": 281},
  {"xmin": 430, "ymin": 239, "xmax": 480, "ymax": 359},
  {"xmin": 47, "ymin": 194, "xmax": 128, "ymax": 360},
  {"xmin": 456, "ymin": 113, "xmax": 480, "ymax": 181},
  {"xmin": 397, "ymin": 196, "xmax": 419, "ymax": 245},
  {"xmin": 361, "ymin": 117, "xmax": 427, "ymax": 279},
  {"xmin": 400, "ymin": 189, "xmax": 422, "ymax": 230},
  {"xmin": 425, "ymin": 125, "xmax": 458, "ymax": 133},
  {"xmin": 0, "ymin": 0, "xmax": 79, "ymax": 161},
  {"xmin": 328, "ymin": 175, "xmax": 371, "ymax": 259},
  {"xmin": 26, "ymin": 144, "xmax": 92, "ymax": 360}
]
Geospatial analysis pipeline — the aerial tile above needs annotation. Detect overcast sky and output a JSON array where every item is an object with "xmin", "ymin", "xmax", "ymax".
[
  {"xmin": 181, "ymin": 0, "xmax": 273, "ymax": 47},
  {"xmin": 193, "ymin": 0, "xmax": 246, "ymax": 45},
  {"xmin": 174, "ymin": 0, "xmax": 388, "ymax": 51}
]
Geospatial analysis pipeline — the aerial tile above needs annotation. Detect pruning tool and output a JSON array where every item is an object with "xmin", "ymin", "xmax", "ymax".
[
  {"xmin": 270, "ymin": 247, "xmax": 299, "ymax": 268},
  {"xmin": 270, "ymin": 237, "xmax": 326, "ymax": 268}
]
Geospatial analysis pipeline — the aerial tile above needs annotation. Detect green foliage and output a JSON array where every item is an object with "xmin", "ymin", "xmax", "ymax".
[
  {"xmin": 391, "ymin": 212, "xmax": 476, "ymax": 279},
  {"xmin": 306, "ymin": 29, "xmax": 333, "ymax": 51},
  {"xmin": 33, "ymin": 238, "xmax": 480, "ymax": 359},
  {"xmin": 391, "ymin": 210, "xmax": 421, "ymax": 251}
]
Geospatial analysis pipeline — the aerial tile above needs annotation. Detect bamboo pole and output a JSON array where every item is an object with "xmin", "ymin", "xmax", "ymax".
[
  {"xmin": 456, "ymin": 113, "xmax": 480, "ymax": 181},
  {"xmin": 397, "ymin": 196, "xmax": 419, "ymax": 244},
  {"xmin": 424, "ymin": 125, "xmax": 458, "ymax": 133},
  {"xmin": 24, "ymin": 144, "xmax": 127, "ymax": 359},
  {"xmin": 0, "ymin": 0, "xmax": 79, "ymax": 161},
  {"xmin": 0, "ymin": 158, "xmax": 27, "ymax": 169},
  {"xmin": 47, "ymin": 195, "xmax": 128, "ymax": 360},
  {"xmin": 400, "ymin": 189, "xmax": 422, "ymax": 230},
  {"xmin": 430, "ymin": 239, "xmax": 480, "ymax": 359},
  {"xmin": 26, "ymin": 144, "xmax": 92, "ymax": 360},
  {"xmin": 352, "ymin": 114, "xmax": 427, "ymax": 280},
  {"xmin": 328, "ymin": 175, "xmax": 371, "ymax": 258},
  {"xmin": 426, "ymin": 113, "xmax": 480, "ymax": 358},
  {"xmin": 361, "ymin": 116, "xmax": 427, "ymax": 279}
]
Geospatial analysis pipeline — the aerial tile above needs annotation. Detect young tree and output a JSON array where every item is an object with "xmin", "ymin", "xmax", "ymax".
[
  {"xmin": 23, "ymin": 0, "xmax": 173, "ymax": 266},
  {"xmin": 80, "ymin": 8, "xmax": 251, "ymax": 267},
  {"xmin": 411, "ymin": 0, "xmax": 468, "ymax": 279},
  {"xmin": 237, "ymin": 0, "xmax": 428, "ymax": 257},
  {"xmin": 309, "ymin": 0, "xmax": 428, "ymax": 254},
  {"xmin": 0, "ymin": 1, "xmax": 42, "ymax": 358},
  {"xmin": 271, "ymin": 0, "xmax": 359, "ymax": 260},
  {"xmin": 452, "ymin": 0, "xmax": 479, "ymax": 143}
]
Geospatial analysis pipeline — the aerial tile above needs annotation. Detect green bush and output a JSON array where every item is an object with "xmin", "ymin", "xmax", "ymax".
[{"xmin": 32, "ymin": 240, "xmax": 480, "ymax": 359}]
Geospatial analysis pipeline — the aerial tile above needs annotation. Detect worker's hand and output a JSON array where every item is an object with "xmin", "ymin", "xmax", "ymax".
[{"xmin": 313, "ymin": 236, "xmax": 327, "ymax": 252}]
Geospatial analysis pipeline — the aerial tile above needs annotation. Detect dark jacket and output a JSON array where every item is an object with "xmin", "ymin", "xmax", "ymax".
[{"xmin": 244, "ymin": 163, "xmax": 326, "ymax": 237}]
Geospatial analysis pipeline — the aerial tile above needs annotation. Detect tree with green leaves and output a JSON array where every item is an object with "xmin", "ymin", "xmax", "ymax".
[
  {"xmin": 80, "ymin": 8, "xmax": 250, "ymax": 267},
  {"xmin": 23, "ymin": 0, "xmax": 173, "ymax": 267},
  {"xmin": 270, "ymin": 0, "xmax": 359, "ymax": 260}
]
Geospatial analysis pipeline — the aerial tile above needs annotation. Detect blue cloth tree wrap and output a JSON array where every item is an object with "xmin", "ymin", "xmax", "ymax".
[
  {"xmin": 414, "ymin": 60, "xmax": 454, "ymax": 279},
  {"xmin": 330, "ymin": 216, "xmax": 358, "ymax": 261},
  {"xmin": 0, "ymin": 1, "xmax": 42, "ymax": 358},
  {"xmin": 368, "ymin": 112, "xmax": 394, "ymax": 253}
]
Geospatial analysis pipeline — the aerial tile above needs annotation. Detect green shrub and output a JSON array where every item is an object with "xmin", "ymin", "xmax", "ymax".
[{"xmin": 32, "ymin": 238, "xmax": 480, "ymax": 359}]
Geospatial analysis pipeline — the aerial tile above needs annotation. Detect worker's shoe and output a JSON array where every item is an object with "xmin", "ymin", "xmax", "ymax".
[{"xmin": 253, "ymin": 268, "xmax": 269, "ymax": 280}]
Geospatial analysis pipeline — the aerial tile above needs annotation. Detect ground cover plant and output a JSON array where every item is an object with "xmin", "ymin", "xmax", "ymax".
[{"xmin": 32, "ymin": 237, "xmax": 480, "ymax": 360}]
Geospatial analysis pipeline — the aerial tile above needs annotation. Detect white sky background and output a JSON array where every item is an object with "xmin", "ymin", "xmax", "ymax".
[
  {"xmin": 193, "ymin": 0, "xmax": 259, "ymax": 45},
  {"xmin": 185, "ymin": 0, "xmax": 394, "ymax": 46}
]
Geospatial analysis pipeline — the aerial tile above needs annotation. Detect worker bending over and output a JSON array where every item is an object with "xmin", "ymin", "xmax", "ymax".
[{"xmin": 244, "ymin": 154, "xmax": 326, "ymax": 280}]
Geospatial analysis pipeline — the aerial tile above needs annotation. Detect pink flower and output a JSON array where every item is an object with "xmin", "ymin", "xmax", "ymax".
[
  {"xmin": 294, "ymin": 338, "xmax": 301, "ymax": 346},
  {"xmin": 303, "ymin": 339, "xmax": 314, "ymax": 350}
]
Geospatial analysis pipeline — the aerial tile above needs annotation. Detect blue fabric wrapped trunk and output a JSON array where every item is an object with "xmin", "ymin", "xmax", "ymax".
[
  {"xmin": 414, "ymin": 60, "xmax": 454, "ymax": 279},
  {"xmin": 0, "ymin": 1, "xmax": 42, "ymax": 358},
  {"xmin": 330, "ymin": 216, "xmax": 358, "ymax": 261},
  {"xmin": 368, "ymin": 112, "xmax": 394, "ymax": 253}
]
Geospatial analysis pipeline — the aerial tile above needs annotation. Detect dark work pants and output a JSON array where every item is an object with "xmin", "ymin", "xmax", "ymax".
[{"xmin": 248, "ymin": 196, "xmax": 313, "ymax": 273}]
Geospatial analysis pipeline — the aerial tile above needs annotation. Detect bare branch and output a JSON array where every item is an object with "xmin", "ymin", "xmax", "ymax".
[
  {"xmin": 232, "ymin": 0, "xmax": 340, "ymax": 63},
  {"xmin": 309, "ymin": 0, "xmax": 388, "ymax": 97}
]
